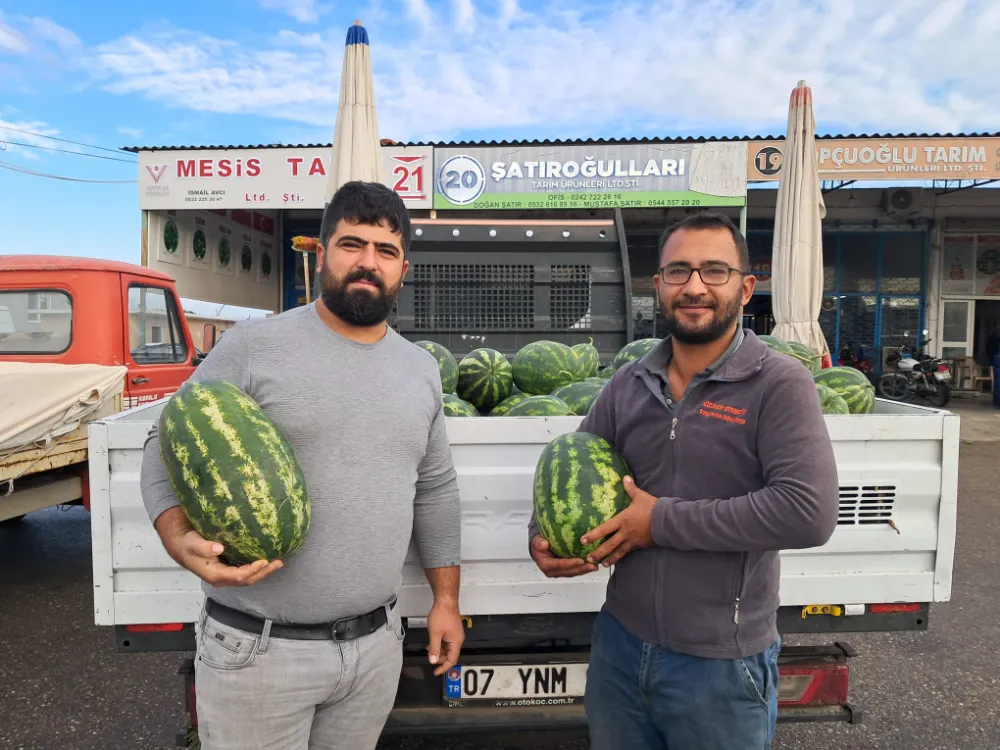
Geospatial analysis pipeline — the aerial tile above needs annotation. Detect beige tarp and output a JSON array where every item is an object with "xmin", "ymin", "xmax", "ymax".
[{"xmin": 0, "ymin": 362, "xmax": 127, "ymax": 454}]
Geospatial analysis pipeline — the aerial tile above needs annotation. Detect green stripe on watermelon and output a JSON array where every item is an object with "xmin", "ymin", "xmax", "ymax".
[
  {"xmin": 783, "ymin": 340, "xmax": 823, "ymax": 375},
  {"xmin": 611, "ymin": 338, "xmax": 661, "ymax": 370},
  {"xmin": 532, "ymin": 431, "xmax": 631, "ymax": 559},
  {"xmin": 503, "ymin": 395, "xmax": 574, "ymax": 416},
  {"xmin": 457, "ymin": 348, "xmax": 513, "ymax": 412},
  {"xmin": 442, "ymin": 393, "xmax": 479, "ymax": 417},
  {"xmin": 551, "ymin": 381, "xmax": 605, "ymax": 416},
  {"xmin": 412, "ymin": 340, "xmax": 459, "ymax": 394},
  {"xmin": 571, "ymin": 339, "xmax": 600, "ymax": 379},
  {"xmin": 513, "ymin": 340, "xmax": 582, "ymax": 395},
  {"xmin": 816, "ymin": 383, "xmax": 850, "ymax": 414},
  {"xmin": 158, "ymin": 380, "xmax": 311, "ymax": 567},
  {"xmin": 813, "ymin": 367, "xmax": 875, "ymax": 414},
  {"xmin": 813, "ymin": 366, "xmax": 872, "ymax": 390},
  {"xmin": 489, "ymin": 392, "xmax": 530, "ymax": 416}
]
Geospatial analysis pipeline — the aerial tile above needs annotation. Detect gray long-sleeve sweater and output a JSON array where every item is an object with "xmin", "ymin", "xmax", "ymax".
[{"xmin": 140, "ymin": 301, "xmax": 461, "ymax": 625}]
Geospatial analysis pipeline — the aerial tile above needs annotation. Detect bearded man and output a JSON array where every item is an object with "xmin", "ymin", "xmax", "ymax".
[
  {"xmin": 529, "ymin": 211, "xmax": 839, "ymax": 750},
  {"xmin": 140, "ymin": 181, "xmax": 465, "ymax": 750}
]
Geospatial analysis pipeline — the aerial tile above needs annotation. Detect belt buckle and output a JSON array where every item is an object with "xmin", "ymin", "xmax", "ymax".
[{"xmin": 330, "ymin": 617, "xmax": 350, "ymax": 641}]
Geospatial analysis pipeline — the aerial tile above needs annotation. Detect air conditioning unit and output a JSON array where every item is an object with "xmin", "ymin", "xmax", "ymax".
[{"xmin": 880, "ymin": 187, "xmax": 923, "ymax": 216}]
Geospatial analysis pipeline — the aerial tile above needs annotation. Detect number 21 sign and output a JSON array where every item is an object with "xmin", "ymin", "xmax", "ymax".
[{"xmin": 383, "ymin": 148, "xmax": 433, "ymax": 209}]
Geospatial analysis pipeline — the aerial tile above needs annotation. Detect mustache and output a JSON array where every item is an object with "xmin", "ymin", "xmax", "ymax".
[
  {"xmin": 344, "ymin": 268, "xmax": 385, "ymax": 291},
  {"xmin": 673, "ymin": 295, "xmax": 716, "ymax": 309}
]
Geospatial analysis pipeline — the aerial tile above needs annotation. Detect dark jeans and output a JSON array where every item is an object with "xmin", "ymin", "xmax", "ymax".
[{"xmin": 584, "ymin": 609, "xmax": 780, "ymax": 750}]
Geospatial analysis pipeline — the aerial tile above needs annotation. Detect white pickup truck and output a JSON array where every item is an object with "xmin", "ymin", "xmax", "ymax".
[{"xmin": 87, "ymin": 396, "xmax": 959, "ymax": 746}]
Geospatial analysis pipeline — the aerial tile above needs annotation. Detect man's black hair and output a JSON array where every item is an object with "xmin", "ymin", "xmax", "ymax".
[
  {"xmin": 658, "ymin": 211, "xmax": 749, "ymax": 273},
  {"xmin": 319, "ymin": 180, "xmax": 411, "ymax": 255}
]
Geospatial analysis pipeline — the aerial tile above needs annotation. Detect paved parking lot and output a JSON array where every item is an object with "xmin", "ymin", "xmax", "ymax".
[{"xmin": 1, "ymin": 441, "xmax": 998, "ymax": 750}]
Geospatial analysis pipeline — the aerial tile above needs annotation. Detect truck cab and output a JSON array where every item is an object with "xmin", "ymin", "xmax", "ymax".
[{"xmin": 0, "ymin": 255, "xmax": 204, "ymax": 522}]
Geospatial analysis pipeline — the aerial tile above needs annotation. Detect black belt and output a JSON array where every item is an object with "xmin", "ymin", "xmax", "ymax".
[{"xmin": 205, "ymin": 597, "xmax": 394, "ymax": 641}]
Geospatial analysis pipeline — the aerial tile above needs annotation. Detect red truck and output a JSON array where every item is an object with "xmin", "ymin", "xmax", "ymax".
[{"xmin": 0, "ymin": 255, "xmax": 209, "ymax": 522}]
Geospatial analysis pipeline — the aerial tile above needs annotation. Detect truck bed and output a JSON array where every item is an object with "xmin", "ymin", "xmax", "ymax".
[{"xmin": 88, "ymin": 397, "xmax": 959, "ymax": 631}]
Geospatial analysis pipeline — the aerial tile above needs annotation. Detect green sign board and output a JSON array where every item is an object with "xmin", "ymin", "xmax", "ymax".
[{"xmin": 432, "ymin": 143, "xmax": 747, "ymax": 210}]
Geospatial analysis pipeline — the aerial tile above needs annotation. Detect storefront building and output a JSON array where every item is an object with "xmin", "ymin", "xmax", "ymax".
[{"xmin": 130, "ymin": 132, "xmax": 1000, "ymax": 367}]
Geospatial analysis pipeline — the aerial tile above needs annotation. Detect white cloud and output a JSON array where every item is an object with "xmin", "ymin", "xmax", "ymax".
[
  {"xmin": 258, "ymin": 0, "xmax": 330, "ymax": 23},
  {"xmin": 0, "ymin": 117, "xmax": 63, "ymax": 161},
  {"xmin": 0, "ymin": 13, "xmax": 28, "ymax": 52},
  {"xmin": 454, "ymin": 0, "xmax": 475, "ymax": 33},
  {"xmin": 22, "ymin": 16, "xmax": 82, "ymax": 51},
  {"xmin": 118, "ymin": 126, "xmax": 145, "ymax": 140},
  {"xmin": 87, "ymin": 0, "xmax": 1000, "ymax": 143}
]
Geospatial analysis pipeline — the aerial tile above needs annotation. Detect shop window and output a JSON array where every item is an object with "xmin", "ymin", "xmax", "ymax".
[
  {"xmin": 838, "ymin": 235, "xmax": 879, "ymax": 293},
  {"xmin": 879, "ymin": 297, "xmax": 922, "ymax": 350},
  {"xmin": 412, "ymin": 264, "xmax": 535, "ymax": 331},
  {"xmin": 0, "ymin": 289, "xmax": 73, "ymax": 354},
  {"xmin": 838, "ymin": 296, "xmax": 877, "ymax": 349},
  {"xmin": 882, "ymin": 234, "xmax": 924, "ymax": 293},
  {"xmin": 819, "ymin": 299, "xmax": 837, "ymax": 351},
  {"xmin": 128, "ymin": 285, "xmax": 189, "ymax": 364}
]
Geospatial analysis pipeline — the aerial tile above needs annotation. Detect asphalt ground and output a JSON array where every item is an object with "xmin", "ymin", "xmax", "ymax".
[{"xmin": 1, "ymin": 442, "xmax": 997, "ymax": 750}]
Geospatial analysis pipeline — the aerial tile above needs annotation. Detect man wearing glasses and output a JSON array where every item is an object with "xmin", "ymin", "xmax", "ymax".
[{"xmin": 529, "ymin": 211, "xmax": 839, "ymax": 749}]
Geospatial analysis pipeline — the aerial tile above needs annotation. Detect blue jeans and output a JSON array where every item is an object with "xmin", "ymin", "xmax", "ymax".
[{"xmin": 584, "ymin": 609, "xmax": 780, "ymax": 750}]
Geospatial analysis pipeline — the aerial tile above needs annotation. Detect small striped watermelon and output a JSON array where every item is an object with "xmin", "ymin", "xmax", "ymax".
[
  {"xmin": 503, "ymin": 395, "xmax": 574, "ymax": 416},
  {"xmin": 513, "ymin": 341, "xmax": 581, "ymax": 395},
  {"xmin": 611, "ymin": 338, "xmax": 661, "ymax": 370},
  {"xmin": 413, "ymin": 340, "xmax": 459, "ymax": 394},
  {"xmin": 157, "ymin": 380, "xmax": 311, "ymax": 566},
  {"xmin": 489, "ymin": 392, "xmax": 530, "ymax": 416},
  {"xmin": 814, "ymin": 367, "xmax": 875, "ymax": 414},
  {"xmin": 551, "ymin": 381, "xmax": 605, "ymax": 416},
  {"xmin": 532, "ymin": 431, "xmax": 631, "ymax": 559},
  {"xmin": 457, "ymin": 348, "xmax": 513, "ymax": 412},
  {"xmin": 816, "ymin": 383, "xmax": 850, "ymax": 414},
  {"xmin": 442, "ymin": 393, "xmax": 479, "ymax": 417},
  {"xmin": 571, "ymin": 339, "xmax": 600, "ymax": 379}
]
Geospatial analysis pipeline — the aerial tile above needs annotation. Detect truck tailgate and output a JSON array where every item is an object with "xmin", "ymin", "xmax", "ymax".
[{"xmin": 88, "ymin": 398, "xmax": 959, "ymax": 628}]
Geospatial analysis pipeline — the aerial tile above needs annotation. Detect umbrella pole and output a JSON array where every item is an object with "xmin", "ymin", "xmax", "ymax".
[
  {"xmin": 739, "ymin": 206, "xmax": 747, "ymax": 329},
  {"xmin": 303, "ymin": 251, "xmax": 311, "ymax": 304}
]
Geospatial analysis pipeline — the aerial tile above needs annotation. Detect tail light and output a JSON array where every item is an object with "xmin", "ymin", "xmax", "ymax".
[
  {"xmin": 778, "ymin": 663, "xmax": 849, "ymax": 706},
  {"xmin": 937, "ymin": 363, "xmax": 950, "ymax": 372}
]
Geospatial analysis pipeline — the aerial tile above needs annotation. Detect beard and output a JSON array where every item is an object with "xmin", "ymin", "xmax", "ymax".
[
  {"xmin": 319, "ymin": 264, "xmax": 400, "ymax": 327},
  {"xmin": 661, "ymin": 290, "xmax": 742, "ymax": 345}
]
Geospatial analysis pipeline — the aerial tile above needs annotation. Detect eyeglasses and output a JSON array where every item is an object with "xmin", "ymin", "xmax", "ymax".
[{"xmin": 657, "ymin": 265, "xmax": 745, "ymax": 286}]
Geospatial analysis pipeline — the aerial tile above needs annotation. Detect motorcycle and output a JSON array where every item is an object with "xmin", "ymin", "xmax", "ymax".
[
  {"xmin": 877, "ymin": 332, "xmax": 952, "ymax": 407},
  {"xmin": 837, "ymin": 340, "xmax": 875, "ymax": 378}
]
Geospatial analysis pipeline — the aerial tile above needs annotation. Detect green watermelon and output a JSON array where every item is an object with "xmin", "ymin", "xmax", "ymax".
[
  {"xmin": 551, "ymin": 381, "xmax": 605, "ymax": 416},
  {"xmin": 816, "ymin": 383, "xmax": 850, "ymax": 415},
  {"xmin": 598, "ymin": 365, "xmax": 617, "ymax": 379},
  {"xmin": 512, "ymin": 341, "xmax": 582, "ymax": 395},
  {"xmin": 489, "ymin": 392, "xmax": 530, "ymax": 416},
  {"xmin": 784, "ymin": 340, "xmax": 823, "ymax": 375},
  {"xmin": 611, "ymin": 338, "xmax": 661, "ymax": 370},
  {"xmin": 758, "ymin": 334, "xmax": 795, "ymax": 356},
  {"xmin": 571, "ymin": 339, "xmax": 600, "ymax": 379},
  {"xmin": 503, "ymin": 395, "xmax": 574, "ymax": 416},
  {"xmin": 442, "ymin": 393, "xmax": 478, "ymax": 417},
  {"xmin": 582, "ymin": 376, "xmax": 609, "ymax": 386},
  {"xmin": 532, "ymin": 431, "xmax": 632, "ymax": 559},
  {"xmin": 813, "ymin": 367, "xmax": 875, "ymax": 414},
  {"xmin": 413, "ymin": 340, "xmax": 459, "ymax": 394},
  {"xmin": 157, "ymin": 380, "xmax": 311, "ymax": 566},
  {"xmin": 457, "ymin": 348, "xmax": 513, "ymax": 412}
]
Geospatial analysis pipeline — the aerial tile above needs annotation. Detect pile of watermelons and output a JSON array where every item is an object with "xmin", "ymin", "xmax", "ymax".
[
  {"xmin": 757, "ymin": 334, "xmax": 876, "ymax": 415},
  {"xmin": 414, "ymin": 337, "xmax": 662, "ymax": 418}
]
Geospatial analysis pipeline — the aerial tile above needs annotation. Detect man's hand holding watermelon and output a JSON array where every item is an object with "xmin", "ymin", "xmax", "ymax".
[{"xmin": 155, "ymin": 506, "xmax": 282, "ymax": 587}]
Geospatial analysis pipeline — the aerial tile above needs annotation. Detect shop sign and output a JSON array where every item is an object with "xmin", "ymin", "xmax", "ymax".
[
  {"xmin": 433, "ymin": 142, "xmax": 747, "ymax": 210},
  {"xmin": 137, "ymin": 145, "xmax": 434, "ymax": 210},
  {"xmin": 941, "ymin": 233, "xmax": 1000, "ymax": 297},
  {"xmin": 748, "ymin": 137, "xmax": 1000, "ymax": 182}
]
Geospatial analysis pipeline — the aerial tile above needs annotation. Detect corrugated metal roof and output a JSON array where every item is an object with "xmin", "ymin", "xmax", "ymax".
[{"xmin": 121, "ymin": 132, "xmax": 1000, "ymax": 153}]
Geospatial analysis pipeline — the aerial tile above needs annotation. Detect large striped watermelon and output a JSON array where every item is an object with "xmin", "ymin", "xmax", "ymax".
[
  {"xmin": 532, "ymin": 431, "xmax": 632, "ymax": 559},
  {"xmin": 489, "ymin": 392, "xmax": 530, "ymax": 416},
  {"xmin": 513, "ymin": 341, "xmax": 581, "ymax": 395},
  {"xmin": 503, "ymin": 395, "xmax": 574, "ymax": 416},
  {"xmin": 814, "ymin": 367, "xmax": 875, "ymax": 414},
  {"xmin": 551, "ymin": 381, "xmax": 604, "ymax": 416},
  {"xmin": 457, "ymin": 348, "xmax": 513, "ymax": 412},
  {"xmin": 758, "ymin": 334, "xmax": 795, "ymax": 356},
  {"xmin": 816, "ymin": 383, "xmax": 850, "ymax": 414},
  {"xmin": 413, "ymin": 340, "xmax": 459, "ymax": 394},
  {"xmin": 442, "ymin": 393, "xmax": 479, "ymax": 417},
  {"xmin": 571, "ymin": 339, "xmax": 600, "ymax": 379},
  {"xmin": 611, "ymin": 338, "xmax": 661, "ymax": 370},
  {"xmin": 157, "ymin": 380, "xmax": 311, "ymax": 566},
  {"xmin": 784, "ymin": 340, "xmax": 823, "ymax": 375}
]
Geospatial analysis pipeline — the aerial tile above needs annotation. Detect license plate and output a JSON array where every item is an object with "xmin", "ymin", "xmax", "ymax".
[
  {"xmin": 935, "ymin": 371, "xmax": 951, "ymax": 381},
  {"xmin": 443, "ymin": 663, "xmax": 588, "ymax": 707}
]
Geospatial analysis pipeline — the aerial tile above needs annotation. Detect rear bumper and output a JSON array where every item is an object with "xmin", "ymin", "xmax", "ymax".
[{"xmin": 383, "ymin": 704, "xmax": 589, "ymax": 737}]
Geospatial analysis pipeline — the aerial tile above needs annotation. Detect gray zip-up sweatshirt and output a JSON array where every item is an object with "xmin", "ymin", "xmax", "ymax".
[{"xmin": 529, "ymin": 329, "xmax": 840, "ymax": 659}]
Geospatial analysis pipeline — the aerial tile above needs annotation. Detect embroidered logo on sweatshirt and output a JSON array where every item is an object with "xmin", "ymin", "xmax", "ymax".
[{"xmin": 699, "ymin": 400, "xmax": 748, "ymax": 426}]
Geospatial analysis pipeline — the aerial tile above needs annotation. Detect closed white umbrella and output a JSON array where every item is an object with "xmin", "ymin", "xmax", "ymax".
[
  {"xmin": 770, "ymin": 80, "xmax": 830, "ymax": 364},
  {"xmin": 299, "ymin": 20, "xmax": 382, "ymax": 303}
]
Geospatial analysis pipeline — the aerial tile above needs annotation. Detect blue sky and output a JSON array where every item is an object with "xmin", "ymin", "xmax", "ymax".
[{"xmin": 2, "ymin": 0, "xmax": 999, "ymax": 312}]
